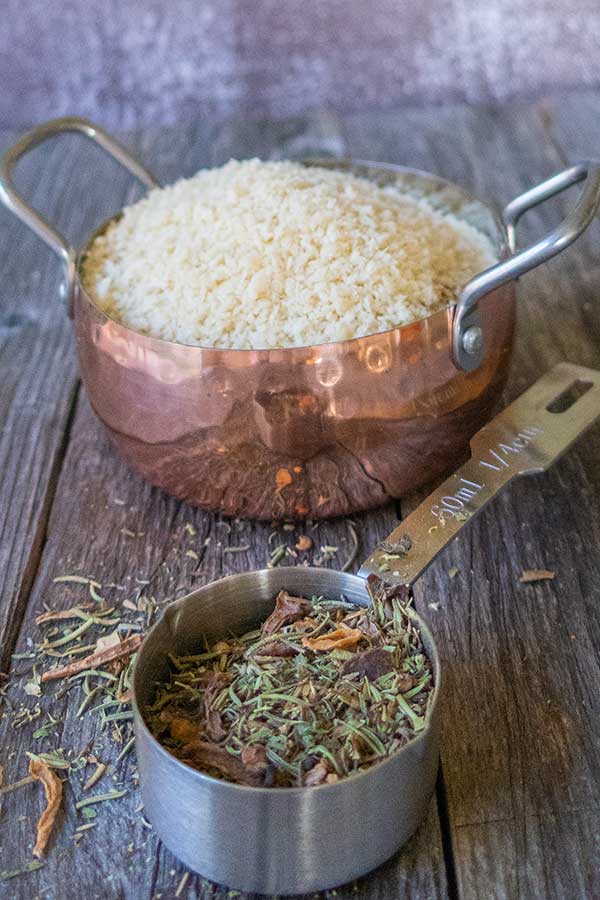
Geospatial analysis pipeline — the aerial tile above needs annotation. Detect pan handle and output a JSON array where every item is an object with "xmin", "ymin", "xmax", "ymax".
[
  {"xmin": 0, "ymin": 116, "xmax": 159, "ymax": 311},
  {"xmin": 452, "ymin": 161, "xmax": 600, "ymax": 372}
]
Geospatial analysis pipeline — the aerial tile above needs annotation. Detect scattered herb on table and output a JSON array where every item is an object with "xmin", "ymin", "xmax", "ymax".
[
  {"xmin": 146, "ymin": 588, "xmax": 434, "ymax": 788},
  {"xmin": 28, "ymin": 757, "xmax": 63, "ymax": 858},
  {"xmin": 41, "ymin": 634, "xmax": 143, "ymax": 682},
  {"xmin": 0, "ymin": 572, "xmax": 154, "ymax": 872},
  {"xmin": 519, "ymin": 569, "xmax": 556, "ymax": 583},
  {"xmin": 0, "ymin": 861, "xmax": 45, "ymax": 882}
]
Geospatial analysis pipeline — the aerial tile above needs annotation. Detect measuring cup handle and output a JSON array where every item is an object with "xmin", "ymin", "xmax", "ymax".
[
  {"xmin": 0, "ymin": 116, "xmax": 159, "ymax": 311},
  {"xmin": 359, "ymin": 362, "xmax": 600, "ymax": 586},
  {"xmin": 452, "ymin": 161, "xmax": 600, "ymax": 372}
]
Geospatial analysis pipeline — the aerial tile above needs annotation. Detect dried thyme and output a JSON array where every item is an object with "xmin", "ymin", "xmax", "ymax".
[
  {"xmin": 146, "ymin": 588, "xmax": 434, "ymax": 788},
  {"xmin": 75, "ymin": 789, "xmax": 127, "ymax": 809},
  {"xmin": 0, "ymin": 860, "xmax": 44, "ymax": 881},
  {"xmin": 519, "ymin": 568, "xmax": 555, "ymax": 583}
]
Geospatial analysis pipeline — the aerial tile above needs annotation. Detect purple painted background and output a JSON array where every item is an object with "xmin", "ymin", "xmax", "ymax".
[{"xmin": 1, "ymin": 0, "xmax": 600, "ymax": 129}]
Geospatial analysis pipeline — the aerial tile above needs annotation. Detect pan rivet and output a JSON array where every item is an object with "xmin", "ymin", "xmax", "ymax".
[{"xmin": 462, "ymin": 325, "xmax": 483, "ymax": 355}]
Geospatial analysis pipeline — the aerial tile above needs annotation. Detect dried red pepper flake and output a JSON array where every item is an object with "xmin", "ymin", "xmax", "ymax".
[
  {"xmin": 302, "ymin": 624, "xmax": 362, "ymax": 651},
  {"xmin": 275, "ymin": 468, "xmax": 293, "ymax": 490},
  {"xmin": 28, "ymin": 758, "xmax": 62, "ymax": 858}
]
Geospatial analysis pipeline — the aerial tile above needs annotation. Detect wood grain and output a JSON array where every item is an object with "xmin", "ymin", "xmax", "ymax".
[
  {"xmin": 343, "ymin": 97, "xmax": 600, "ymax": 898},
  {"xmin": 0, "ymin": 128, "xmax": 145, "ymax": 672},
  {"xmin": 0, "ymin": 130, "xmax": 77, "ymax": 674},
  {"xmin": 0, "ymin": 115, "xmax": 449, "ymax": 899},
  {"xmin": 3, "ymin": 93, "xmax": 600, "ymax": 899}
]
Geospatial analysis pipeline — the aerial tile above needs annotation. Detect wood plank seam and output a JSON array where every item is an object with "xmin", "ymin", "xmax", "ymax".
[
  {"xmin": 436, "ymin": 765, "xmax": 461, "ymax": 900},
  {"xmin": 0, "ymin": 379, "xmax": 80, "ymax": 673}
]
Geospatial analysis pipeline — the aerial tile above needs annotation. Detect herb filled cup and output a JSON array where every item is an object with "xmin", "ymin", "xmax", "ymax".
[
  {"xmin": 133, "ymin": 364, "xmax": 600, "ymax": 895},
  {"xmin": 133, "ymin": 568, "xmax": 442, "ymax": 896},
  {"xmin": 145, "ymin": 587, "xmax": 434, "ymax": 789}
]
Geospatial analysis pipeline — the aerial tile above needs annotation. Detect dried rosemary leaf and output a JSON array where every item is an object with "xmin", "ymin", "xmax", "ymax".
[
  {"xmin": 0, "ymin": 860, "xmax": 44, "ymax": 881},
  {"xmin": 53, "ymin": 575, "xmax": 98, "ymax": 586},
  {"xmin": 75, "ymin": 789, "xmax": 127, "ymax": 809}
]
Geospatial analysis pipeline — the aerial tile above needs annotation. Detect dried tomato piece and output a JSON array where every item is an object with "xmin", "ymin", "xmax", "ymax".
[
  {"xmin": 262, "ymin": 591, "xmax": 312, "ymax": 637},
  {"xmin": 302, "ymin": 624, "xmax": 362, "ymax": 651}
]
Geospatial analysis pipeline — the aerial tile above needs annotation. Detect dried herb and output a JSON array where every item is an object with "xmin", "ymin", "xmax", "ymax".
[
  {"xmin": 27, "ymin": 750, "xmax": 71, "ymax": 771},
  {"xmin": 302, "ymin": 624, "xmax": 362, "ymax": 651},
  {"xmin": 0, "ymin": 774, "xmax": 36, "ymax": 797},
  {"xmin": 35, "ymin": 605, "xmax": 94, "ymax": 624},
  {"xmin": 175, "ymin": 872, "xmax": 190, "ymax": 897},
  {"xmin": 0, "ymin": 860, "xmax": 44, "ymax": 881},
  {"xmin": 519, "ymin": 569, "xmax": 555, "ymax": 583},
  {"xmin": 146, "ymin": 589, "xmax": 434, "ymax": 788},
  {"xmin": 75, "ymin": 789, "xmax": 127, "ymax": 809},
  {"xmin": 0, "ymin": 570, "xmax": 151, "ymax": 866},
  {"xmin": 267, "ymin": 545, "xmax": 287, "ymax": 568},
  {"xmin": 83, "ymin": 762, "xmax": 107, "ymax": 791},
  {"xmin": 340, "ymin": 648, "xmax": 395, "ymax": 682},
  {"xmin": 341, "ymin": 522, "xmax": 360, "ymax": 572},
  {"xmin": 28, "ymin": 757, "xmax": 62, "ymax": 858},
  {"xmin": 41, "ymin": 634, "xmax": 143, "ymax": 682},
  {"xmin": 52, "ymin": 575, "xmax": 98, "ymax": 586},
  {"xmin": 380, "ymin": 534, "xmax": 412, "ymax": 557},
  {"xmin": 262, "ymin": 591, "xmax": 312, "ymax": 636}
]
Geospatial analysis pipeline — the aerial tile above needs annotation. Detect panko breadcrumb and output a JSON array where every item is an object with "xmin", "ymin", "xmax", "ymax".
[{"xmin": 81, "ymin": 159, "xmax": 495, "ymax": 349}]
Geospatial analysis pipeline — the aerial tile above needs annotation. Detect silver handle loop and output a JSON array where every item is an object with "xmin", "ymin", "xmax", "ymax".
[
  {"xmin": 0, "ymin": 116, "xmax": 159, "ymax": 310},
  {"xmin": 453, "ymin": 161, "xmax": 600, "ymax": 372}
]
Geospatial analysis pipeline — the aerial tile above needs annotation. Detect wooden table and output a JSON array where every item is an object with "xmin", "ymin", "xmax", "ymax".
[{"xmin": 1, "ymin": 91, "xmax": 600, "ymax": 900}]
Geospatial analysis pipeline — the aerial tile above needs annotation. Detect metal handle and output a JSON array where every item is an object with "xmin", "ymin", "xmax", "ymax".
[
  {"xmin": 359, "ymin": 362, "xmax": 600, "ymax": 585},
  {"xmin": 453, "ymin": 162, "xmax": 600, "ymax": 371},
  {"xmin": 0, "ymin": 116, "xmax": 158, "ymax": 307}
]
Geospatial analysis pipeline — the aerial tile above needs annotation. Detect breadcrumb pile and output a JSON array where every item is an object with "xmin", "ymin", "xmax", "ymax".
[{"xmin": 82, "ymin": 159, "xmax": 495, "ymax": 349}]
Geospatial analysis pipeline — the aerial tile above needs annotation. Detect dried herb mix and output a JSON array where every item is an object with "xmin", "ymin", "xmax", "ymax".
[{"xmin": 146, "ymin": 588, "xmax": 434, "ymax": 788}]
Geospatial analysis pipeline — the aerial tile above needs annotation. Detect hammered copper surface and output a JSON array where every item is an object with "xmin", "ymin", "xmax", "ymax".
[{"xmin": 73, "ymin": 163, "xmax": 515, "ymax": 519}]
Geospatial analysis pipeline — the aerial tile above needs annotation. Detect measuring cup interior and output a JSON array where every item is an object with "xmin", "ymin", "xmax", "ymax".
[{"xmin": 134, "ymin": 564, "xmax": 441, "ymax": 757}]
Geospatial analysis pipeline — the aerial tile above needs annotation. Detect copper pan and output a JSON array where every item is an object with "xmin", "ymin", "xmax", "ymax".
[{"xmin": 2, "ymin": 117, "xmax": 599, "ymax": 519}]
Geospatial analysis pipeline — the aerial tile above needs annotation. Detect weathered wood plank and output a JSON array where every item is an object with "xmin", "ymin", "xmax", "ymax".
[
  {"xmin": 0, "ymin": 395, "xmax": 443, "ymax": 900},
  {"xmin": 344, "ymin": 97, "xmax": 600, "ymax": 899},
  {"xmin": 0, "ymin": 129, "xmax": 78, "ymax": 672},
  {"xmin": 0, "ymin": 127, "xmax": 150, "ymax": 673},
  {"xmin": 0, "ymin": 116, "xmax": 449, "ymax": 899}
]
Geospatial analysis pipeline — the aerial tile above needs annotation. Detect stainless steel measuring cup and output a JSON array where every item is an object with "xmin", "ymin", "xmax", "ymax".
[{"xmin": 133, "ymin": 362, "xmax": 600, "ymax": 895}]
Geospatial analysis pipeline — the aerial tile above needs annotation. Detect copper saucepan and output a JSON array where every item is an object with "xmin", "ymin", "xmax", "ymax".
[{"xmin": 2, "ymin": 117, "xmax": 599, "ymax": 519}]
